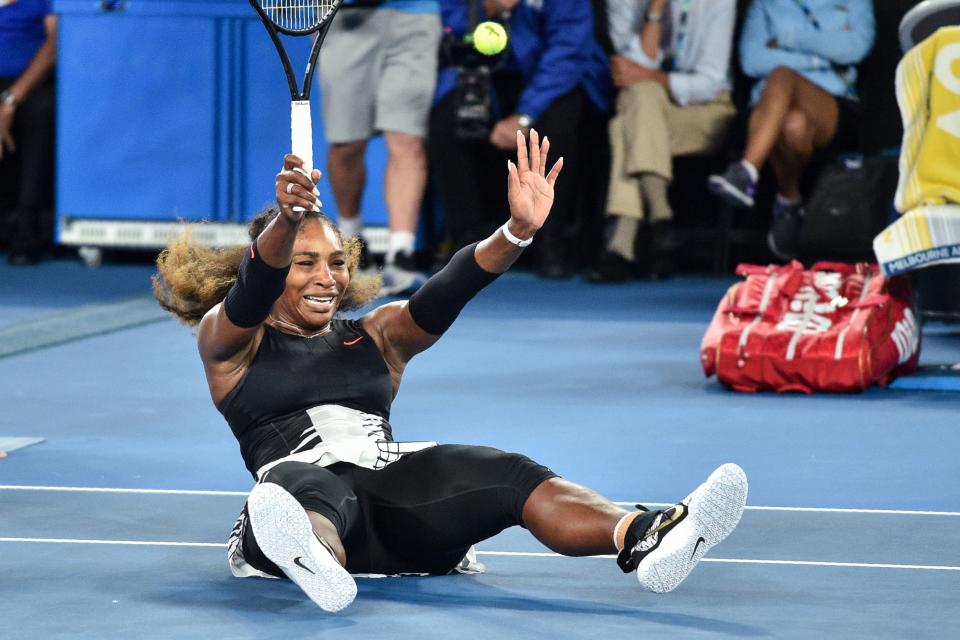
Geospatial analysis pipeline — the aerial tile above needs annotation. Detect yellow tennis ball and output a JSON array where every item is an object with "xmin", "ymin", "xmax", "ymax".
[{"xmin": 472, "ymin": 21, "xmax": 508, "ymax": 56}]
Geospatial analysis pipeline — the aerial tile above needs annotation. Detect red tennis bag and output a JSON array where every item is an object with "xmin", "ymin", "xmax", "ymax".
[{"xmin": 700, "ymin": 262, "xmax": 920, "ymax": 392}]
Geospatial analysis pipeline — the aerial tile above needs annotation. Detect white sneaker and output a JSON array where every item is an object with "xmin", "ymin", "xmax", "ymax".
[
  {"xmin": 246, "ymin": 482, "xmax": 357, "ymax": 612},
  {"xmin": 633, "ymin": 463, "xmax": 748, "ymax": 593}
]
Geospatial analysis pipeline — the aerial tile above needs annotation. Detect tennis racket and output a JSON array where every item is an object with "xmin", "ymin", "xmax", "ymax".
[{"xmin": 248, "ymin": 0, "xmax": 343, "ymax": 199}]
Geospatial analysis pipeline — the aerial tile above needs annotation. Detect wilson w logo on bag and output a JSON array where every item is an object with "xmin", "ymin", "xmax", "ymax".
[{"xmin": 700, "ymin": 262, "xmax": 920, "ymax": 393}]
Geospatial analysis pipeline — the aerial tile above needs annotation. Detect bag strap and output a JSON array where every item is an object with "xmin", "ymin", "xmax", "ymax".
[
  {"xmin": 725, "ymin": 262, "xmax": 806, "ymax": 315},
  {"xmin": 809, "ymin": 261, "xmax": 880, "ymax": 276},
  {"xmin": 735, "ymin": 261, "xmax": 805, "ymax": 277},
  {"xmin": 845, "ymin": 293, "xmax": 889, "ymax": 309}
]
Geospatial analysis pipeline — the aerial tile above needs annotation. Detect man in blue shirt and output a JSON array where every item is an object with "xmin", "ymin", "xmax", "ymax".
[
  {"xmin": 0, "ymin": 0, "xmax": 57, "ymax": 265},
  {"xmin": 429, "ymin": 0, "xmax": 613, "ymax": 278}
]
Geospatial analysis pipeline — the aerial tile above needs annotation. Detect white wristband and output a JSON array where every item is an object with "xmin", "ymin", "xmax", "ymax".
[{"xmin": 500, "ymin": 223, "xmax": 533, "ymax": 247}]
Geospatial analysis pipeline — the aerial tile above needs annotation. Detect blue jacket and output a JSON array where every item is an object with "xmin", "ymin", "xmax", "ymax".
[
  {"xmin": 435, "ymin": 0, "xmax": 614, "ymax": 119},
  {"xmin": 740, "ymin": 0, "xmax": 875, "ymax": 104},
  {"xmin": 0, "ymin": 0, "xmax": 52, "ymax": 78},
  {"xmin": 342, "ymin": 0, "xmax": 438, "ymax": 13}
]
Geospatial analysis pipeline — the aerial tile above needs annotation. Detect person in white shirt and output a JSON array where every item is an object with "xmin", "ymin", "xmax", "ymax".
[{"xmin": 589, "ymin": 0, "xmax": 737, "ymax": 281}]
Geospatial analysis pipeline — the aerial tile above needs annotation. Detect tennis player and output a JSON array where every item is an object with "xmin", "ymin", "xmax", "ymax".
[{"xmin": 153, "ymin": 130, "xmax": 747, "ymax": 612}]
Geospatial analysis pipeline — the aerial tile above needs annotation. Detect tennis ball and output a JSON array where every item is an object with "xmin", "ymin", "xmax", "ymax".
[{"xmin": 472, "ymin": 21, "xmax": 508, "ymax": 56}]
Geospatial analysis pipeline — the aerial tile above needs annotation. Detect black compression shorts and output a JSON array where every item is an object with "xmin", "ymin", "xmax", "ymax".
[{"xmin": 241, "ymin": 444, "xmax": 557, "ymax": 576}]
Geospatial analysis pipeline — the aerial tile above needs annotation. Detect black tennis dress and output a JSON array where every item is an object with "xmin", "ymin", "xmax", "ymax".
[{"xmin": 221, "ymin": 320, "xmax": 556, "ymax": 577}]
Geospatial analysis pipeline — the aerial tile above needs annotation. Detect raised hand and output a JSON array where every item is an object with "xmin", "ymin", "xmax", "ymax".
[
  {"xmin": 275, "ymin": 154, "xmax": 322, "ymax": 221},
  {"xmin": 506, "ymin": 129, "xmax": 563, "ymax": 240}
]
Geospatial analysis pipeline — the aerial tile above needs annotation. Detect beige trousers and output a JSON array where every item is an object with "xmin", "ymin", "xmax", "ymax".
[{"xmin": 606, "ymin": 80, "xmax": 736, "ymax": 221}]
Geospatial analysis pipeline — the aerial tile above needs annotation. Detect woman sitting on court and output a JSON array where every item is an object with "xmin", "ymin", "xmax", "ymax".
[
  {"xmin": 708, "ymin": 0, "xmax": 875, "ymax": 259},
  {"xmin": 152, "ymin": 131, "xmax": 747, "ymax": 612}
]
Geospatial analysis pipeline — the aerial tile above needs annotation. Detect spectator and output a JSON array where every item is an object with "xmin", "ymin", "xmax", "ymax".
[
  {"xmin": 589, "ymin": 0, "xmax": 737, "ymax": 282},
  {"xmin": 429, "ymin": 0, "xmax": 613, "ymax": 279},
  {"xmin": 0, "ymin": 0, "xmax": 56, "ymax": 266},
  {"xmin": 318, "ymin": 0, "xmax": 442, "ymax": 295},
  {"xmin": 708, "ymin": 0, "xmax": 875, "ymax": 260}
]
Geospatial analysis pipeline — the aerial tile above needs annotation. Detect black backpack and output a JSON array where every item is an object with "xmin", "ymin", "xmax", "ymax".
[{"xmin": 797, "ymin": 154, "xmax": 900, "ymax": 262}]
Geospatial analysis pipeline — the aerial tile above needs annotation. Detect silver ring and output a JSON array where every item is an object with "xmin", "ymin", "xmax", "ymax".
[{"xmin": 286, "ymin": 183, "xmax": 295, "ymax": 194}]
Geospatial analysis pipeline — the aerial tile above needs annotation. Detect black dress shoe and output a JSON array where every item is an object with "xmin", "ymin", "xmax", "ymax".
[
  {"xmin": 7, "ymin": 251, "xmax": 39, "ymax": 266},
  {"xmin": 536, "ymin": 240, "xmax": 574, "ymax": 279},
  {"xmin": 586, "ymin": 250, "xmax": 636, "ymax": 283},
  {"xmin": 647, "ymin": 221, "xmax": 680, "ymax": 280}
]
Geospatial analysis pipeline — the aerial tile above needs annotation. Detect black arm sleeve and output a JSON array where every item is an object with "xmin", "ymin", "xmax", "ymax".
[
  {"xmin": 407, "ymin": 242, "xmax": 500, "ymax": 335},
  {"xmin": 223, "ymin": 241, "xmax": 290, "ymax": 328}
]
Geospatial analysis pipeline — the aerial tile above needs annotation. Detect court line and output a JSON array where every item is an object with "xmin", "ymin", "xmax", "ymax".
[
  {"xmin": 2, "ymin": 485, "xmax": 959, "ymax": 517},
  {"xmin": 0, "ymin": 485, "xmax": 248, "ymax": 497},
  {"xmin": 0, "ymin": 537, "xmax": 957, "ymax": 572},
  {"xmin": 0, "ymin": 537, "xmax": 223, "ymax": 548},
  {"xmin": 483, "ymin": 551, "xmax": 960, "ymax": 572}
]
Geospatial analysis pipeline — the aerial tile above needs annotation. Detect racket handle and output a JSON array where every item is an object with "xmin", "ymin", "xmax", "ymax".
[{"xmin": 291, "ymin": 100, "xmax": 314, "ymax": 213}]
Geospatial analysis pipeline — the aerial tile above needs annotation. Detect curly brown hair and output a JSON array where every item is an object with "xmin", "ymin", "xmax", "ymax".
[{"xmin": 152, "ymin": 208, "xmax": 381, "ymax": 326}]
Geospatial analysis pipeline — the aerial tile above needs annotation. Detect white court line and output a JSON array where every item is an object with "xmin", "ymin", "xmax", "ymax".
[
  {"xmin": 0, "ymin": 537, "xmax": 223, "ymax": 548},
  {"xmin": 0, "ymin": 537, "xmax": 957, "ymax": 572},
  {"xmin": 628, "ymin": 502, "xmax": 960, "ymax": 517},
  {"xmin": 2, "ymin": 485, "xmax": 959, "ymax": 517},
  {"xmin": 0, "ymin": 485, "xmax": 248, "ymax": 497},
  {"xmin": 481, "ymin": 551, "xmax": 960, "ymax": 572}
]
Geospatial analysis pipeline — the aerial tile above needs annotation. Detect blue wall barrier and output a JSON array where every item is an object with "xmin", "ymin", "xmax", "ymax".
[{"xmin": 55, "ymin": 0, "xmax": 388, "ymax": 234}]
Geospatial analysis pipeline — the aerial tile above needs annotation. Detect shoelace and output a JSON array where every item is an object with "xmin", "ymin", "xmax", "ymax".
[{"xmin": 616, "ymin": 503, "xmax": 688, "ymax": 573}]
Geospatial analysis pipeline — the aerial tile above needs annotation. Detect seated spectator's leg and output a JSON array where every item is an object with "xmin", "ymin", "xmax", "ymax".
[
  {"xmin": 667, "ymin": 93, "xmax": 737, "ymax": 159},
  {"xmin": 764, "ymin": 89, "xmax": 838, "ymax": 260},
  {"xmin": 427, "ymin": 92, "xmax": 502, "ymax": 255},
  {"xmin": 709, "ymin": 67, "xmax": 838, "ymax": 210},
  {"xmin": 526, "ymin": 88, "xmax": 585, "ymax": 279},
  {"xmin": 620, "ymin": 81, "xmax": 673, "ymax": 223},
  {"xmin": 647, "ymin": 93, "xmax": 737, "ymax": 277},
  {"xmin": 770, "ymin": 113, "xmax": 814, "ymax": 200},
  {"xmin": 748, "ymin": 67, "xmax": 839, "ymax": 181},
  {"xmin": 602, "ymin": 105, "xmax": 642, "ymax": 266},
  {"xmin": 590, "ymin": 81, "xmax": 680, "ymax": 281}
]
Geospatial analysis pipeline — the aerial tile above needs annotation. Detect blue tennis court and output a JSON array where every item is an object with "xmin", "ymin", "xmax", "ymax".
[{"xmin": 2, "ymin": 258, "xmax": 959, "ymax": 639}]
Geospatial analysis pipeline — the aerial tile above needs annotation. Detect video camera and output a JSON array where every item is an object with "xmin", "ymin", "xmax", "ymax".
[{"xmin": 439, "ymin": 25, "xmax": 508, "ymax": 141}]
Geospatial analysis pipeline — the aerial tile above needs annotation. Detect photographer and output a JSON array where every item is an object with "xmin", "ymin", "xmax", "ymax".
[{"xmin": 428, "ymin": 0, "xmax": 613, "ymax": 278}]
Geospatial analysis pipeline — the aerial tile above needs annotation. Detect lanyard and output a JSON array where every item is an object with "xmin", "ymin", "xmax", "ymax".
[
  {"xmin": 664, "ymin": 0, "xmax": 692, "ymax": 70},
  {"xmin": 788, "ymin": 0, "xmax": 857, "ymax": 96},
  {"xmin": 790, "ymin": 0, "xmax": 821, "ymax": 30}
]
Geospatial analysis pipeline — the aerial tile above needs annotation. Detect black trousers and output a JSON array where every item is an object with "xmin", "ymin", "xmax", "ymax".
[
  {"xmin": 0, "ymin": 76, "xmax": 55, "ymax": 255},
  {"xmin": 242, "ymin": 444, "xmax": 557, "ymax": 576},
  {"xmin": 428, "ymin": 81, "xmax": 586, "ymax": 262}
]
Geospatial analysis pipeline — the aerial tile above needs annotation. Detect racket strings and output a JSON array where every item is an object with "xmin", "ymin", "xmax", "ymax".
[{"xmin": 260, "ymin": 0, "xmax": 337, "ymax": 32}]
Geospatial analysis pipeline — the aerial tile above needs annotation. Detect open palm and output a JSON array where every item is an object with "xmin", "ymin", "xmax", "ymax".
[{"xmin": 507, "ymin": 129, "xmax": 563, "ymax": 236}]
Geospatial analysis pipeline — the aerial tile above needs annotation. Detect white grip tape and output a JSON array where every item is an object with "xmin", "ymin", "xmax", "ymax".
[{"xmin": 291, "ymin": 100, "xmax": 314, "ymax": 172}]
